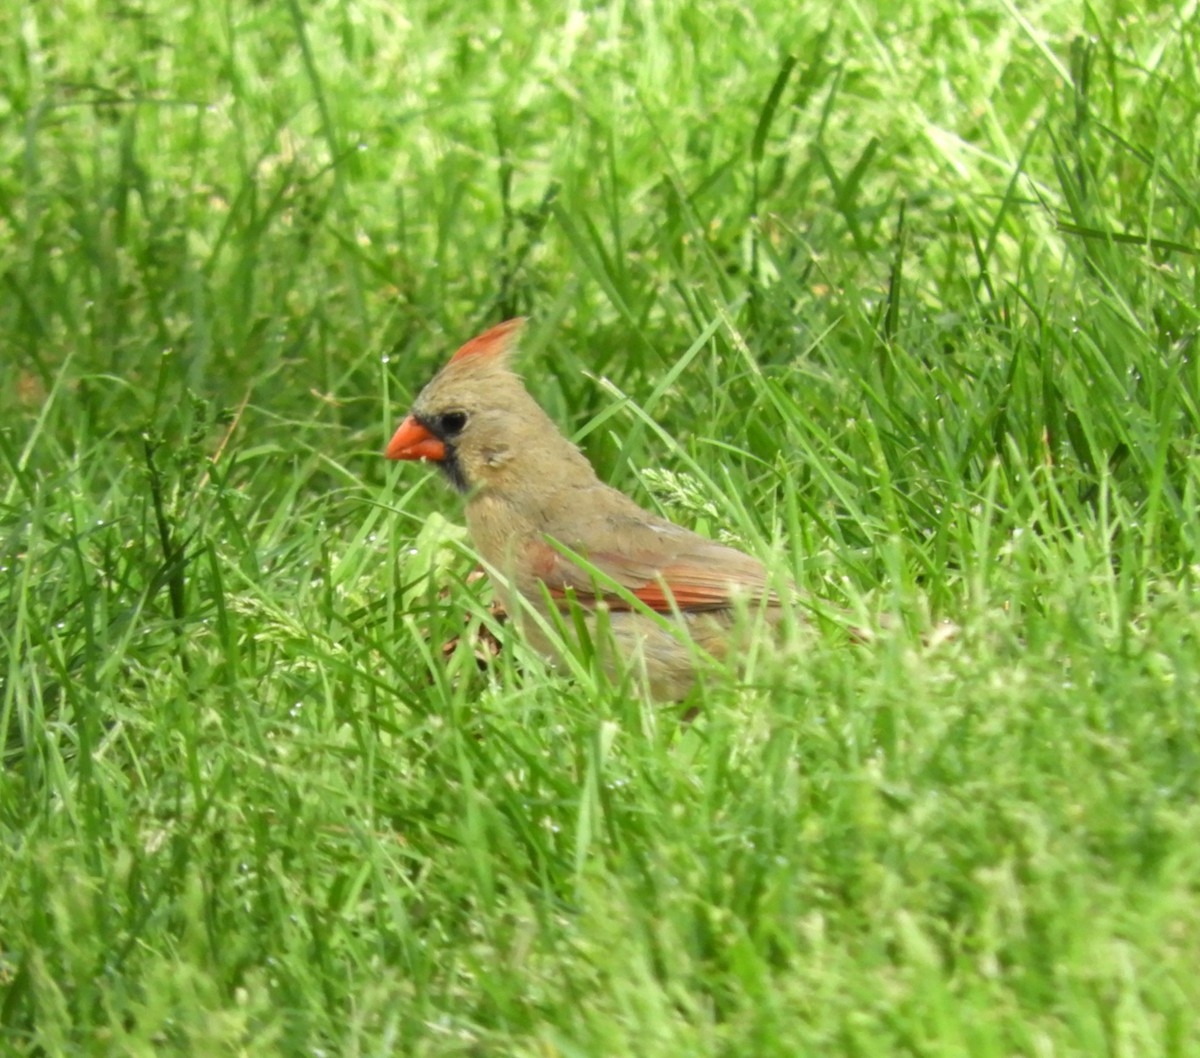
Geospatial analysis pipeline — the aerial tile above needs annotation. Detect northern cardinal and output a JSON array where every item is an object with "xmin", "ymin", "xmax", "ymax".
[{"xmin": 385, "ymin": 318, "xmax": 784, "ymax": 699}]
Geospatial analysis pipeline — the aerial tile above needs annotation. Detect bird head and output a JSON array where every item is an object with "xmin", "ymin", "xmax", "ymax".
[{"xmin": 385, "ymin": 318, "xmax": 595, "ymax": 497}]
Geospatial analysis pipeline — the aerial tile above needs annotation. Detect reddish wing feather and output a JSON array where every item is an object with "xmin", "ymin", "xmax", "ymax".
[
  {"xmin": 626, "ymin": 566, "xmax": 755, "ymax": 610},
  {"xmin": 527, "ymin": 539, "xmax": 774, "ymax": 613}
]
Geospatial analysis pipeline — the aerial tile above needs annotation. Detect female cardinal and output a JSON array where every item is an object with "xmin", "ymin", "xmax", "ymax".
[{"xmin": 385, "ymin": 318, "xmax": 783, "ymax": 700}]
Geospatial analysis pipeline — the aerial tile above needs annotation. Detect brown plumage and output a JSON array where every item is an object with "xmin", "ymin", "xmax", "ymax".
[{"xmin": 385, "ymin": 318, "xmax": 784, "ymax": 699}]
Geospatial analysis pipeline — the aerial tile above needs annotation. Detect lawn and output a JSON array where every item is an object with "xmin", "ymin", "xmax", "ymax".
[{"xmin": 2, "ymin": 0, "xmax": 1199, "ymax": 1054}]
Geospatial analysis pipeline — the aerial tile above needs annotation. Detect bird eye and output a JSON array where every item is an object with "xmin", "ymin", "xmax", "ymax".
[{"xmin": 438, "ymin": 410, "xmax": 468, "ymax": 436}]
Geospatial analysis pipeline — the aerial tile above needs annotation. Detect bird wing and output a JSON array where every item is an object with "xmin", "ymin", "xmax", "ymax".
[{"xmin": 523, "ymin": 519, "xmax": 779, "ymax": 614}]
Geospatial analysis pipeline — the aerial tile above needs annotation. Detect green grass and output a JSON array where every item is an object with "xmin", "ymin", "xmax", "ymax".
[{"xmin": 3, "ymin": 0, "xmax": 1200, "ymax": 1054}]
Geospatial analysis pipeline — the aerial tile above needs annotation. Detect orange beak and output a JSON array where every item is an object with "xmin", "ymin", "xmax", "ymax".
[{"xmin": 385, "ymin": 415, "xmax": 446, "ymax": 462}]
